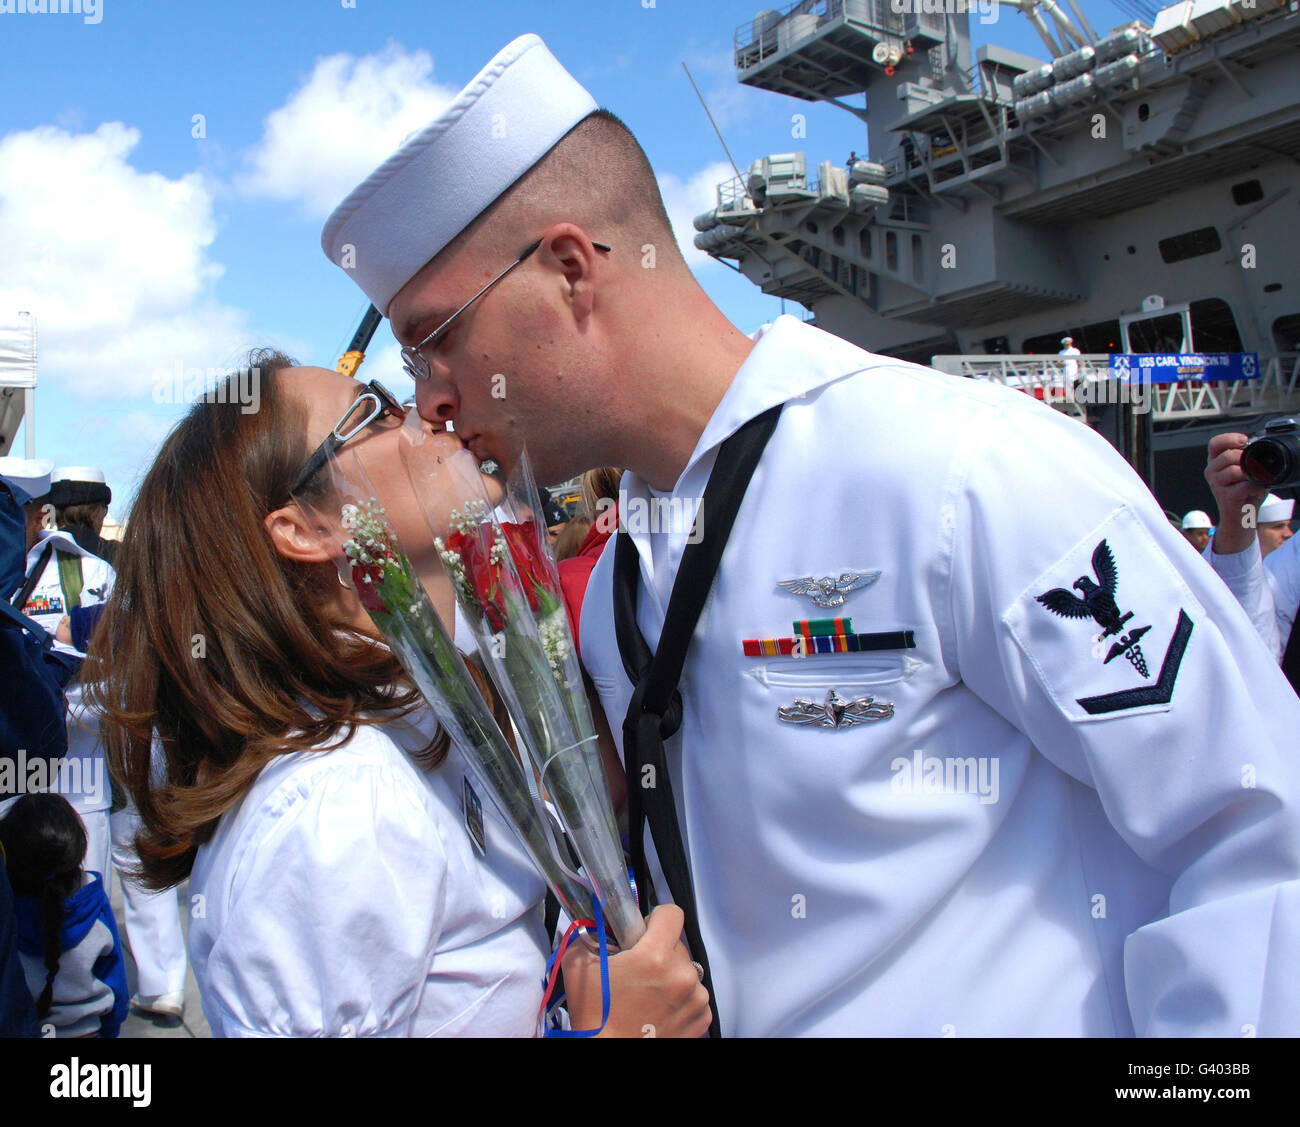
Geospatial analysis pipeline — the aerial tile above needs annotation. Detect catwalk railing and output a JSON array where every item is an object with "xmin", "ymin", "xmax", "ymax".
[{"xmin": 929, "ymin": 353, "xmax": 1300, "ymax": 423}]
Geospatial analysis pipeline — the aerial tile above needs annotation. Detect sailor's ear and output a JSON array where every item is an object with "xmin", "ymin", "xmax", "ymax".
[
  {"xmin": 541, "ymin": 224, "xmax": 601, "ymax": 322},
  {"xmin": 264, "ymin": 504, "xmax": 336, "ymax": 565}
]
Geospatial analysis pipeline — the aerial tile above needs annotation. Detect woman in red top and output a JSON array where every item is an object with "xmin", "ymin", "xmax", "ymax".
[{"xmin": 557, "ymin": 467, "xmax": 621, "ymax": 656}]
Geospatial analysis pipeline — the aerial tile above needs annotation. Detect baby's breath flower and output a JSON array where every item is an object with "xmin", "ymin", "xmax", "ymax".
[{"xmin": 539, "ymin": 610, "xmax": 573, "ymax": 682}]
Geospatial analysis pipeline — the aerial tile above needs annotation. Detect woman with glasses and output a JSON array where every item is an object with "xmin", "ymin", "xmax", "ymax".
[{"xmin": 85, "ymin": 351, "xmax": 710, "ymax": 1038}]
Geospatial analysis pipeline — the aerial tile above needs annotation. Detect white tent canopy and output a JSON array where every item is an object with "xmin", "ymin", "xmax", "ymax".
[{"xmin": 0, "ymin": 311, "xmax": 37, "ymax": 457}]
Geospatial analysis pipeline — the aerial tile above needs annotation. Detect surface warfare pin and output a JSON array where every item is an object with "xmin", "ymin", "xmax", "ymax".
[
  {"xmin": 1034, "ymin": 537, "xmax": 1192, "ymax": 715},
  {"xmin": 777, "ymin": 570, "xmax": 880, "ymax": 608},
  {"xmin": 777, "ymin": 689, "xmax": 895, "ymax": 728}
]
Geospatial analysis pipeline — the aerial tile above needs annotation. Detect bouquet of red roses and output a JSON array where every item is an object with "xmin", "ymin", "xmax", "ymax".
[
  {"xmin": 293, "ymin": 457, "xmax": 593, "ymax": 929},
  {"xmin": 403, "ymin": 428, "xmax": 644, "ymax": 950},
  {"xmin": 442, "ymin": 517, "xmax": 553, "ymax": 630}
]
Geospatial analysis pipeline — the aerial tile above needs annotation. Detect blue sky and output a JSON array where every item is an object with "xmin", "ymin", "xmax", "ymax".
[{"xmin": 0, "ymin": 0, "xmax": 1142, "ymax": 518}]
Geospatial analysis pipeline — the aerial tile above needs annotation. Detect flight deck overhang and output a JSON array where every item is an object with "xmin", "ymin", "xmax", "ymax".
[{"xmin": 886, "ymin": 280, "xmax": 1084, "ymax": 329}]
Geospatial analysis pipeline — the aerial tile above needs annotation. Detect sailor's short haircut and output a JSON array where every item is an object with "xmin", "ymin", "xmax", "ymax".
[{"xmin": 470, "ymin": 108, "xmax": 683, "ymax": 268}]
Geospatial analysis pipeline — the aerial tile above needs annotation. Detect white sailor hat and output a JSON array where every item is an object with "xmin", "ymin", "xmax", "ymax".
[
  {"xmin": 49, "ymin": 465, "xmax": 111, "ymax": 507},
  {"xmin": 0, "ymin": 456, "xmax": 55, "ymax": 505},
  {"xmin": 321, "ymin": 34, "xmax": 598, "ymax": 317},
  {"xmin": 1258, "ymin": 494, "xmax": 1295, "ymax": 524},
  {"xmin": 1181, "ymin": 510, "xmax": 1213, "ymax": 530},
  {"xmin": 1060, "ymin": 336, "xmax": 1074, "ymax": 345}
]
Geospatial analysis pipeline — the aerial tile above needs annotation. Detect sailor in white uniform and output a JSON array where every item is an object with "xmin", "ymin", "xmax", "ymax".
[
  {"xmin": 1203, "ymin": 433, "xmax": 1300, "ymax": 663},
  {"xmin": 1256, "ymin": 493, "xmax": 1294, "ymax": 558},
  {"xmin": 0, "ymin": 455, "xmax": 55, "ymax": 553},
  {"xmin": 111, "ymin": 787, "xmax": 191, "ymax": 1020},
  {"xmin": 1058, "ymin": 335, "xmax": 1081, "ymax": 381},
  {"xmin": 321, "ymin": 34, "xmax": 1300, "ymax": 1037},
  {"xmin": 8, "ymin": 467, "xmax": 116, "ymax": 883},
  {"xmin": 21, "ymin": 466, "xmax": 192, "ymax": 1020},
  {"xmin": 579, "ymin": 315, "xmax": 1300, "ymax": 1037}
]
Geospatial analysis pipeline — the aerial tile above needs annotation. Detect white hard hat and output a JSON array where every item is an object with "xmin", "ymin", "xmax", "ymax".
[
  {"xmin": 1258, "ymin": 494, "xmax": 1295, "ymax": 524},
  {"xmin": 1181, "ymin": 510, "xmax": 1213, "ymax": 530}
]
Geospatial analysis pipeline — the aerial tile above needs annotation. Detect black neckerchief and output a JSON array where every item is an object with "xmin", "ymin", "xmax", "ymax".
[{"xmin": 612, "ymin": 402, "xmax": 783, "ymax": 1038}]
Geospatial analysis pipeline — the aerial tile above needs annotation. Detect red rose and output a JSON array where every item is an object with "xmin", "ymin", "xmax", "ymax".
[
  {"xmin": 447, "ymin": 529, "xmax": 507, "ymax": 631},
  {"xmin": 351, "ymin": 562, "xmax": 389, "ymax": 615},
  {"xmin": 500, "ymin": 521, "xmax": 555, "ymax": 611}
]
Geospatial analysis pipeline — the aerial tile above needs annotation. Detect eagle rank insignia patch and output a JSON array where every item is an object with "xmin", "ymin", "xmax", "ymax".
[
  {"xmin": 1004, "ymin": 508, "xmax": 1202, "ymax": 722},
  {"xmin": 1035, "ymin": 539, "xmax": 1154, "ymax": 679}
]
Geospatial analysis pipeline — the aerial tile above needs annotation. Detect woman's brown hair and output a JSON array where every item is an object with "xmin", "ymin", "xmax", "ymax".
[
  {"xmin": 554, "ymin": 514, "xmax": 593, "ymax": 562},
  {"xmin": 86, "ymin": 352, "xmax": 472, "ymax": 890},
  {"xmin": 580, "ymin": 467, "xmax": 622, "ymax": 522}
]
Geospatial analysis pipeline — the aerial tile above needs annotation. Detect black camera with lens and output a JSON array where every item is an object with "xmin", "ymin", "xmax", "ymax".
[{"xmin": 1242, "ymin": 418, "xmax": 1300, "ymax": 490}]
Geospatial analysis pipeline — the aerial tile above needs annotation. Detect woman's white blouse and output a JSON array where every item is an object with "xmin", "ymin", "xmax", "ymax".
[{"xmin": 188, "ymin": 708, "xmax": 549, "ymax": 1037}]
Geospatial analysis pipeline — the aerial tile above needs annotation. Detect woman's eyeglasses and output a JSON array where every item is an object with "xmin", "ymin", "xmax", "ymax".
[{"xmin": 286, "ymin": 379, "xmax": 406, "ymax": 500}]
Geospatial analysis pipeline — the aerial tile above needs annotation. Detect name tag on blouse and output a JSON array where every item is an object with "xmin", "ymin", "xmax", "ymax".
[{"xmin": 462, "ymin": 776, "xmax": 486, "ymax": 857}]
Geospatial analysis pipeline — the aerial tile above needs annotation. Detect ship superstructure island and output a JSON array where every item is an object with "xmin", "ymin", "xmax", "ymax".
[{"xmin": 696, "ymin": 0, "xmax": 1300, "ymax": 504}]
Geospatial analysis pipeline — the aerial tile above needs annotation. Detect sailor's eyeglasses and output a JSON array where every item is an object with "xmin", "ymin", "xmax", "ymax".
[
  {"xmin": 400, "ymin": 237, "xmax": 611, "ymax": 383},
  {"xmin": 287, "ymin": 380, "xmax": 406, "ymax": 500}
]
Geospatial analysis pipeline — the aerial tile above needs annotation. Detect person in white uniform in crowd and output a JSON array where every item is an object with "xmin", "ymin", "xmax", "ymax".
[
  {"xmin": 0, "ymin": 455, "xmax": 55, "ymax": 553},
  {"xmin": 1179, "ymin": 509, "xmax": 1213, "ymax": 553},
  {"xmin": 1202, "ymin": 432, "xmax": 1300, "ymax": 664},
  {"xmin": 5, "ymin": 467, "xmax": 116, "ymax": 887},
  {"xmin": 2, "ymin": 463, "xmax": 191, "ymax": 1022},
  {"xmin": 322, "ymin": 33, "xmax": 1300, "ymax": 1037},
  {"xmin": 1057, "ymin": 335, "xmax": 1081, "ymax": 381},
  {"xmin": 87, "ymin": 353, "xmax": 710, "ymax": 1038},
  {"xmin": 110, "ymin": 790, "xmax": 190, "ymax": 1021},
  {"xmin": 1256, "ymin": 493, "xmax": 1294, "ymax": 559}
]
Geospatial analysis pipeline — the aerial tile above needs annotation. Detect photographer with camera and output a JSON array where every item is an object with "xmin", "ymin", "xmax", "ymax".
[{"xmin": 1204, "ymin": 425, "xmax": 1300, "ymax": 685}]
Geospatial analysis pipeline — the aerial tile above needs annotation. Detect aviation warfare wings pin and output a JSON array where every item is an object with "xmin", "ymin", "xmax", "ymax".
[
  {"xmin": 777, "ymin": 570, "xmax": 880, "ymax": 608},
  {"xmin": 1005, "ymin": 510, "xmax": 1198, "ymax": 722}
]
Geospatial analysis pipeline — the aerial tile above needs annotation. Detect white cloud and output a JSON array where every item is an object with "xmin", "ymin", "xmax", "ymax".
[
  {"xmin": 656, "ymin": 159, "xmax": 737, "ymax": 271},
  {"xmin": 239, "ymin": 44, "xmax": 459, "ymax": 219},
  {"xmin": 116, "ymin": 409, "xmax": 178, "ymax": 450},
  {"xmin": 0, "ymin": 121, "xmax": 254, "ymax": 401}
]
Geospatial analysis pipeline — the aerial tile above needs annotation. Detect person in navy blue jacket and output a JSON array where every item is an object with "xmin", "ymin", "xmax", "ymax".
[
  {"xmin": 0, "ymin": 850, "xmax": 39, "ymax": 1037},
  {"xmin": 1, "ymin": 793, "xmax": 129, "ymax": 1038},
  {"xmin": 0, "ymin": 471, "xmax": 77, "ymax": 762}
]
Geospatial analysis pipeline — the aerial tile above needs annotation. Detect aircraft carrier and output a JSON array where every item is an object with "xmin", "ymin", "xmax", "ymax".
[{"xmin": 694, "ymin": 0, "xmax": 1300, "ymax": 512}]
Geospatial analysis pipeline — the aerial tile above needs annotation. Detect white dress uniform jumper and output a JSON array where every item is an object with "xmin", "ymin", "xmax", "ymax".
[{"xmin": 580, "ymin": 315, "xmax": 1300, "ymax": 1038}]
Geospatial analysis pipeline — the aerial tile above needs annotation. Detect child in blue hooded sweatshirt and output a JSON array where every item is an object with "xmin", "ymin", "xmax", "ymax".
[{"xmin": 0, "ymin": 792, "xmax": 129, "ymax": 1037}]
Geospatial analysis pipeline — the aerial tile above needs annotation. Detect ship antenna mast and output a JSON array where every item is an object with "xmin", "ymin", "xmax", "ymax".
[
  {"xmin": 681, "ymin": 61, "xmax": 755, "ymax": 204},
  {"xmin": 989, "ymin": 0, "xmax": 1090, "ymax": 55}
]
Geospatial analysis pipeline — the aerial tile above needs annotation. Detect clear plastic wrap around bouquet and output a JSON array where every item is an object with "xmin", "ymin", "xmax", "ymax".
[
  {"xmin": 291, "ymin": 450, "xmax": 593, "ymax": 926},
  {"xmin": 400, "ymin": 422, "xmax": 646, "ymax": 950}
]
